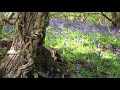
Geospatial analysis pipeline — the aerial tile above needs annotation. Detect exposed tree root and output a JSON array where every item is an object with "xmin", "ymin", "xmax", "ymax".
[{"xmin": 0, "ymin": 42, "xmax": 69, "ymax": 78}]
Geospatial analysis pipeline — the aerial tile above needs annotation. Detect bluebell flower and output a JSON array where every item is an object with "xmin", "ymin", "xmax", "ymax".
[
  {"xmin": 64, "ymin": 41, "xmax": 67, "ymax": 46},
  {"xmin": 76, "ymin": 64, "xmax": 81, "ymax": 69},
  {"xmin": 107, "ymin": 44, "xmax": 113, "ymax": 49},
  {"xmin": 97, "ymin": 50, "xmax": 101, "ymax": 56},
  {"xmin": 98, "ymin": 29, "xmax": 104, "ymax": 34},
  {"xmin": 84, "ymin": 63, "xmax": 90, "ymax": 68},
  {"xmin": 113, "ymin": 48, "xmax": 118, "ymax": 53},
  {"xmin": 109, "ymin": 33, "xmax": 113, "ymax": 36},
  {"xmin": 5, "ymin": 24, "xmax": 12, "ymax": 33},
  {"xmin": 115, "ymin": 35, "xmax": 119, "ymax": 40},
  {"xmin": 91, "ymin": 29, "xmax": 96, "ymax": 33},
  {"xmin": 93, "ymin": 38, "xmax": 98, "ymax": 45},
  {"xmin": 67, "ymin": 35, "xmax": 71, "ymax": 39}
]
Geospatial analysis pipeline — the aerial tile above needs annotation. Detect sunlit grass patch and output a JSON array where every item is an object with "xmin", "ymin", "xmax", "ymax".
[{"xmin": 45, "ymin": 18, "xmax": 120, "ymax": 78}]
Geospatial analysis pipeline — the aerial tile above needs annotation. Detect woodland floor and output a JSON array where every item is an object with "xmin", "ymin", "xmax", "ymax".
[
  {"xmin": 0, "ymin": 40, "xmax": 120, "ymax": 78},
  {"xmin": 0, "ymin": 19, "xmax": 120, "ymax": 78}
]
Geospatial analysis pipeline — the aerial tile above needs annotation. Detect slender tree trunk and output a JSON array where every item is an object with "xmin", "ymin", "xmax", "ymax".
[
  {"xmin": 101, "ymin": 12, "xmax": 120, "ymax": 27},
  {"xmin": 111, "ymin": 12, "xmax": 120, "ymax": 27},
  {"xmin": 0, "ymin": 12, "xmax": 68, "ymax": 78},
  {"xmin": 111, "ymin": 12, "xmax": 118, "ymax": 27}
]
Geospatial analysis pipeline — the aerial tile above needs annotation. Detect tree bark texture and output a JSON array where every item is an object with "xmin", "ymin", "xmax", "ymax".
[
  {"xmin": 0, "ymin": 12, "xmax": 68, "ymax": 78},
  {"xmin": 101, "ymin": 12, "xmax": 120, "ymax": 27}
]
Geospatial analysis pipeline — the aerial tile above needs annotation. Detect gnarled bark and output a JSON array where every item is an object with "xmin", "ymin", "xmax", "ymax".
[{"xmin": 0, "ymin": 12, "xmax": 68, "ymax": 78}]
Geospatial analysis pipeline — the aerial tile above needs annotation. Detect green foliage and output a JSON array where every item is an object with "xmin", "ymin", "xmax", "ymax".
[
  {"xmin": 45, "ymin": 19, "xmax": 120, "ymax": 78},
  {"xmin": 0, "ymin": 25, "xmax": 16, "ymax": 41},
  {"xmin": 0, "ymin": 12, "xmax": 119, "ymax": 78},
  {"xmin": 87, "ymin": 12, "xmax": 101, "ymax": 22},
  {"xmin": 0, "ymin": 48, "xmax": 7, "ymax": 63},
  {"xmin": 50, "ymin": 12, "xmax": 102, "ymax": 23}
]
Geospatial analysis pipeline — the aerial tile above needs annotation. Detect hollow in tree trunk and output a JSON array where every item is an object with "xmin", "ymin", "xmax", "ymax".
[{"xmin": 0, "ymin": 12, "xmax": 68, "ymax": 78}]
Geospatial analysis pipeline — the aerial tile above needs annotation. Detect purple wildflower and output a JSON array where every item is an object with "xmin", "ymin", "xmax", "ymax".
[
  {"xmin": 97, "ymin": 50, "xmax": 101, "ymax": 56},
  {"xmin": 64, "ymin": 41, "xmax": 67, "ymax": 46},
  {"xmin": 115, "ymin": 35, "xmax": 119, "ymax": 40},
  {"xmin": 107, "ymin": 44, "xmax": 113, "ymax": 49},
  {"xmin": 93, "ymin": 38, "xmax": 98, "ymax": 45},
  {"xmin": 76, "ymin": 64, "xmax": 81, "ymax": 69},
  {"xmin": 84, "ymin": 63, "xmax": 90, "ymax": 68},
  {"xmin": 5, "ymin": 24, "xmax": 12, "ymax": 33},
  {"xmin": 67, "ymin": 35, "xmax": 71, "ymax": 39}
]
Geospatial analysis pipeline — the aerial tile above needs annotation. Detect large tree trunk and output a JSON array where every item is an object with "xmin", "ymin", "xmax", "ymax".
[{"xmin": 0, "ymin": 12, "xmax": 68, "ymax": 78}]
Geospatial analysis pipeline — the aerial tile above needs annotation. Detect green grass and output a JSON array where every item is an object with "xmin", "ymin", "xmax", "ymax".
[
  {"xmin": 45, "ymin": 28, "xmax": 120, "ymax": 78},
  {"xmin": 0, "ymin": 48, "xmax": 7, "ymax": 63},
  {"xmin": 0, "ymin": 22, "xmax": 120, "ymax": 78},
  {"xmin": 0, "ymin": 25, "xmax": 16, "ymax": 41}
]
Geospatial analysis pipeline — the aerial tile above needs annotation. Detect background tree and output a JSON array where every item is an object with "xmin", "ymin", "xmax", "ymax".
[
  {"xmin": 0, "ymin": 12, "xmax": 68, "ymax": 78},
  {"xmin": 1, "ymin": 12, "xmax": 119, "ymax": 78},
  {"xmin": 101, "ymin": 12, "xmax": 120, "ymax": 27}
]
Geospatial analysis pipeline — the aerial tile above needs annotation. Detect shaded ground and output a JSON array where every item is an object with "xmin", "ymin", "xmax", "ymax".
[
  {"xmin": 0, "ymin": 19, "xmax": 120, "ymax": 78},
  {"xmin": 0, "ymin": 40, "xmax": 12, "ymax": 61},
  {"xmin": 97, "ymin": 44, "xmax": 120, "ymax": 56},
  {"xmin": 0, "ymin": 40, "xmax": 120, "ymax": 78},
  {"xmin": 0, "ymin": 40, "xmax": 74, "ymax": 78},
  {"xmin": 0, "ymin": 40, "xmax": 12, "ymax": 49}
]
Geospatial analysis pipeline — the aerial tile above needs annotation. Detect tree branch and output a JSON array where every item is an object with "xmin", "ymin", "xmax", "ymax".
[
  {"xmin": 6, "ymin": 12, "xmax": 15, "ymax": 21},
  {"xmin": 101, "ymin": 12, "xmax": 113, "ymax": 22},
  {"xmin": 101, "ymin": 12, "xmax": 116, "ymax": 26}
]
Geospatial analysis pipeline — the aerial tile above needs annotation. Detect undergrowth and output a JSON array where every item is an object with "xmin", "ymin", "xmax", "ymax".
[
  {"xmin": 45, "ymin": 19, "xmax": 120, "ymax": 78},
  {"xmin": 0, "ymin": 19, "xmax": 120, "ymax": 78}
]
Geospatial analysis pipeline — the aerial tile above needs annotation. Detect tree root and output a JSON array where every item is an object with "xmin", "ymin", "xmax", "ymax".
[{"xmin": 0, "ymin": 45, "xmax": 69, "ymax": 78}]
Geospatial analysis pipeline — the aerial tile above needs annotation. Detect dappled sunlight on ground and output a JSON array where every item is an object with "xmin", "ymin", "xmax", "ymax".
[
  {"xmin": 0, "ymin": 18, "xmax": 120, "ymax": 78},
  {"xmin": 45, "ymin": 18, "xmax": 120, "ymax": 78}
]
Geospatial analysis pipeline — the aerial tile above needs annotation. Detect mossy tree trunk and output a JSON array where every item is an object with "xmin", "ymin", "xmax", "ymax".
[{"xmin": 0, "ymin": 12, "xmax": 68, "ymax": 78}]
